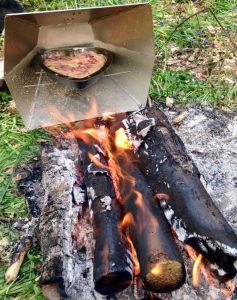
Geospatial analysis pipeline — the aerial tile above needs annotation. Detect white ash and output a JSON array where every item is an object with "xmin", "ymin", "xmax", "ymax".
[
  {"xmin": 94, "ymin": 144, "xmax": 106, "ymax": 156},
  {"xmin": 100, "ymin": 196, "xmax": 112, "ymax": 211},
  {"xmin": 87, "ymin": 186, "xmax": 96, "ymax": 209},
  {"xmin": 73, "ymin": 186, "xmax": 86, "ymax": 205},
  {"xmin": 123, "ymin": 112, "xmax": 155, "ymax": 152},
  {"xmin": 137, "ymin": 120, "xmax": 155, "ymax": 137},
  {"xmin": 162, "ymin": 202, "xmax": 237, "ymax": 256}
]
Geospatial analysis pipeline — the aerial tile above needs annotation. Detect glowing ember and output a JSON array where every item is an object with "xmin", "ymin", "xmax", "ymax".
[{"xmin": 151, "ymin": 264, "xmax": 162, "ymax": 276}]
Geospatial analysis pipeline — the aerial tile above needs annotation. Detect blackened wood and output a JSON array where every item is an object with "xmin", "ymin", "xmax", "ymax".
[
  {"xmin": 114, "ymin": 149, "xmax": 185, "ymax": 293},
  {"xmin": 77, "ymin": 138, "xmax": 133, "ymax": 295},
  {"xmin": 123, "ymin": 107, "xmax": 237, "ymax": 280}
]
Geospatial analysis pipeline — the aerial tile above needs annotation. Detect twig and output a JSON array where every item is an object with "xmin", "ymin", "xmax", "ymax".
[
  {"xmin": 0, "ymin": 216, "xmax": 21, "ymax": 223},
  {"xmin": 166, "ymin": 8, "xmax": 209, "ymax": 44},
  {"xmin": 147, "ymin": 96, "xmax": 152, "ymax": 108},
  {"xmin": 209, "ymin": 8, "xmax": 237, "ymax": 55}
]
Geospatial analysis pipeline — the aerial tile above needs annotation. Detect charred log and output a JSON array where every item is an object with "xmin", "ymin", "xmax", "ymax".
[
  {"xmin": 38, "ymin": 140, "xmax": 96, "ymax": 300},
  {"xmin": 77, "ymin": 138, "xmax": 133, "ymax": 295},
  {"xmin": 122, "ymin": 107, "xmax": 237, "ymax": 280},
  {"xmin": 113, "ymin": 148, "xmax": 185, "ymax": 293}
]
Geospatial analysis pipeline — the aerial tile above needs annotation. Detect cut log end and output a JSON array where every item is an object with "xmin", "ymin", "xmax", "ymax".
[
  {"xmin": 41, "ymin": 283, "xmax": 61, "ymax": 300},
  {"xmin": 144, "ymin": 260, "xmax": 185, "ymax": 293},
  {"xmin": 94, "ymin": 270, "xmax": 132, "ymax": 295}
]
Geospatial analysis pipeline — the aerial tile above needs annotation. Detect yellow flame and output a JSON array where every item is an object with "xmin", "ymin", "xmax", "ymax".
[
  {"xmin": 192, "ymin": 254, "xmax": 203, "ymax": 287},
  {"xmin": 115, "ymin": 128, "xmax": 132, "ymax": 150}
]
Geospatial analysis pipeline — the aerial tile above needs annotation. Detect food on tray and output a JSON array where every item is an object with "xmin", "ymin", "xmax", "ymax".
[{"xmin": 43, "ymin": 50, "xmax": 107, "ymax": 79}]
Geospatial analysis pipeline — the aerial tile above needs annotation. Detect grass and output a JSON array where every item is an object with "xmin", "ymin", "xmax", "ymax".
[{"xmin": 0, "ymin": 0, "xmax": 237, "ymax": 299}]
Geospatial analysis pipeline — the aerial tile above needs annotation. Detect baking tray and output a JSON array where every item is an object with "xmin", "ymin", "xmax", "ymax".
[{"xmin": 39, "ymin": 47, "xmax": 113, "ymax": 90}]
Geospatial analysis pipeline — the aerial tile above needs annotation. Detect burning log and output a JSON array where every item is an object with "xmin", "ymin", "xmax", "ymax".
[
  {"xmin": 122, "ymin": 107, "xmax": 237, "ymax": 281},
  {"xmin": 77, "ymin": 138, "xmax": 133, "ymax": 295},
  {"xmin": 105, "ymin": 128, "xmax": 186, "ymax": 293}
]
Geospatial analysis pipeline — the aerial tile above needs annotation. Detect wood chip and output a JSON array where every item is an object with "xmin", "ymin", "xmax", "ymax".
[{"xmin": 173, "ymin": 111, "xmax": 189, "ymax": 125}]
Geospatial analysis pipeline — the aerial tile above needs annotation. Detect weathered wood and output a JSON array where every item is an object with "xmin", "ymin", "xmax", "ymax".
[
  {"xmin": 122, "ymin": 107, "xmax": 237, "ymax": 280},
  {"xmin": 38, "ymin": 139, "xmax": 97, "ymax": 300},
  {"xmin": 77, "ymin": 138, "xmax": 133, "ymax": 295}
]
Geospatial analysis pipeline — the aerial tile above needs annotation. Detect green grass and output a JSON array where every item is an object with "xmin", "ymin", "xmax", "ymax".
[
  {"xmin": 0, "ymin": 98, "xmax": 49, "ymax": 299},
  {"xmin": 0, "ymin": 0, "xmax": 237, "ymax": 299}
]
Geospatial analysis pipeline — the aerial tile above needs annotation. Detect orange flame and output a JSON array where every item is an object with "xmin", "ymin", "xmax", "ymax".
[
  {"xmin": 192, "ymin": 253, "xmax": 203, "ymax": 287},
  {"xmin": 221, "ymin": 280, "xmax": 235, "ymax": 298},
  {"xmin": 120, "ymin": 213, "xmax": 140, "ymax": 275},
  {"xmin": 185, "ymin": 245, "xmax": 235, "ymax": 297}
]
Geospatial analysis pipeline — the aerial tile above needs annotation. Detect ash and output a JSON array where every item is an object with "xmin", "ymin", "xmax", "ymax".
[{"xmin": 160, "ymin": 105, "xmax": 237, "ymax": 300}]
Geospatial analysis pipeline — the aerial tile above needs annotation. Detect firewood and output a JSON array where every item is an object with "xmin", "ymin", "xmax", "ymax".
[
  {"xmin": 38, "ymin": 140, "xmax": 96, "ymax": 299},
  {"xmin": 122, "ymin": 107, "xmax": 237, "ymax": 281},
  {"xmin": 77, "ymin": 138, "xmax": 133, "ymax": 295},
  {"xmin": 112, "ymin": 149, "xmax": 186, "ymax": 293}
]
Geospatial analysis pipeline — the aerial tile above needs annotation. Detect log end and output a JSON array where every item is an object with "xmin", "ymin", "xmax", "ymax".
[
  {"xmin": 41, "ymin": 283, "xmax": 61, "ymax": 300},
  {"xmin": 143, "ymin": 260, "xmax": 185, "ymax": 293},
  {"xmin": 94, "ymin": 270, "xmax": 132, "ymax": 295}
]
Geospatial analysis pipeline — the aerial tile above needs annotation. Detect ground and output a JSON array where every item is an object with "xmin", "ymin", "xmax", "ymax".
[{"xmin": 0, "ymin": 0, "xmax": 237, "ymax": 299}]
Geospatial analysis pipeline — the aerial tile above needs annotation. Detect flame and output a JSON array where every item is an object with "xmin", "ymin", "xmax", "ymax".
[
  {"xmin": 120, "ymin": 212, "xmax": 135, "ymax": 229},
  {"xmin": 42, "ymin": 102, "xmax": 236, "ymax": 297},
  {"xmin": 221, "ymin": 280, "xmax": 235, "ymax": 298},
  {"xmin": 120, "ymin": 213, "xmax": 140, "ymax": 275},
  {"xmin": 192, "ymin": 254, "xmax": 203, "ymax": 287},
  {"xmin": 185, "ymin": 245, "xmax": 235, "ymax": 297},
  {"xmin": 115, "ymin": 128, "xmax": 132, "ymax": 150},
  {"xmin": 102, "ymin": 111, "xmax": 115, "ymax": 120}
]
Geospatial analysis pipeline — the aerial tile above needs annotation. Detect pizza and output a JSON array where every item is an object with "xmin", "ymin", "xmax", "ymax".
[{"xmin": 43, "ymin": 50, "xmax": 107, "ymax": 79}]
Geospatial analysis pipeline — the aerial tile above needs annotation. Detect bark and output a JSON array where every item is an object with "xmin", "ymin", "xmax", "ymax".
[
  {"xmin": 38, "ymin": 140, "xmax": 98, "ymax": 300},
  {"xmin": 122, "ymin": 107, "xmax": 237, "ymax": 281},
  {"xmin": 113, "ymin": 148, "xmax": 185, "ymax": 293},
  {"xmin": 77, "ymin": 138, "xmax": 133, "ymax": 295}
]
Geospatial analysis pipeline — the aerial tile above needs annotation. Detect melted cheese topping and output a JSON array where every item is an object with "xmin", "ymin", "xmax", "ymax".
[{"xmin": 43, "ymin": 50, "xmax": 107, "ymax": 79}]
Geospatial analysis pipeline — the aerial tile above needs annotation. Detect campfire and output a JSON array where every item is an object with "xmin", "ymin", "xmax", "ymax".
[
  {"xmin": 2, "ymin": 4, "xmax": 237, "ymax": 299},
  {"xmin": 6, "ymin": 104, "xmax": 237, "ymax": 300}
]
